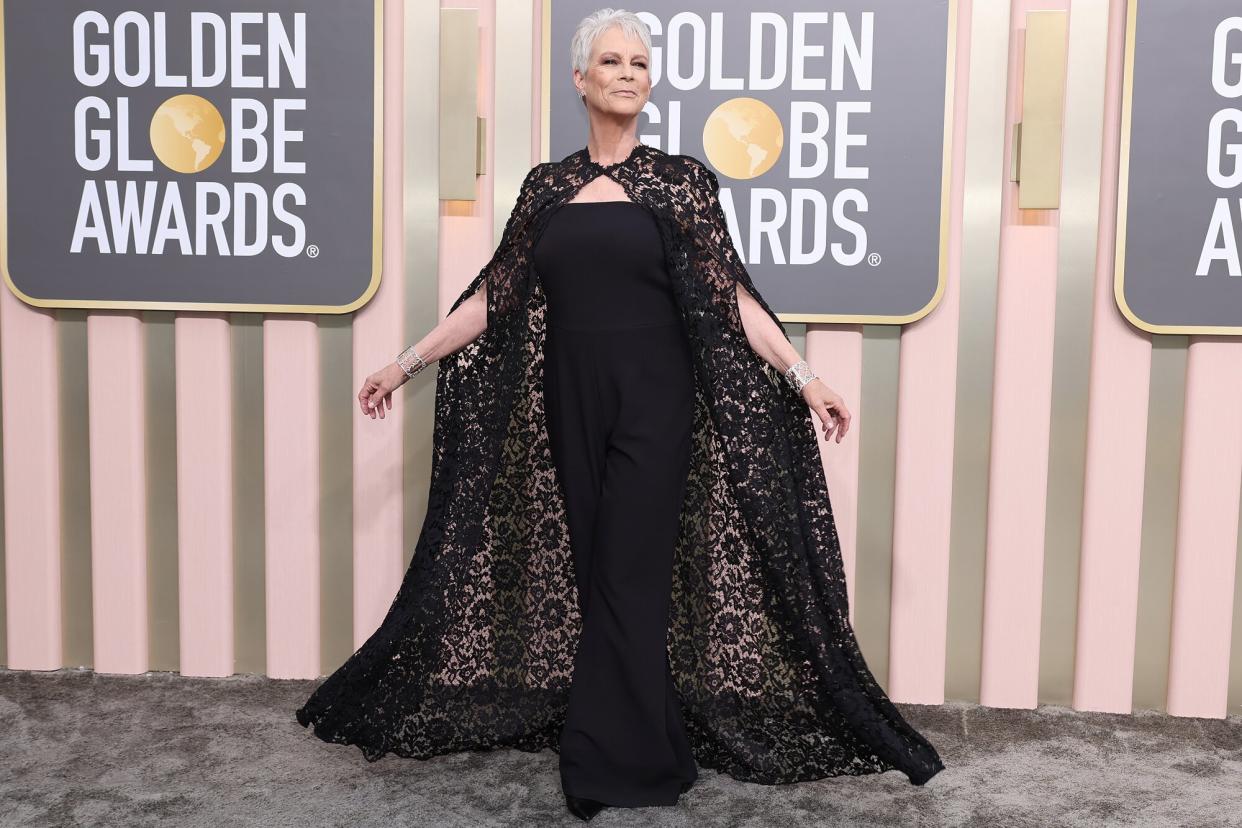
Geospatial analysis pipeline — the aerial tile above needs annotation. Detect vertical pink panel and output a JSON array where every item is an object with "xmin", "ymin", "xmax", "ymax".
[
  {"xmin": 0, "ymin": 287, "xmax": 61, "ymax": 669},
  {"xmin": 352, "ymin": 0, "xmax": 405, "ymax": 645},
  {"xmin": 977, "ymin": 0, "xmax": 1067, "ymax": 709},
  {"xmin": 805, "ymin": 330, "xmax": 862, "ymax": 622},
  {"xmin": 888, "ymin": 0, "xmax": 972, "ymax": 705},
  {"xmin": 980, "ymin": 224, "xmax": 1058, "ymax": 708},
  {"xmin": 1166, "ymin": 341, "xmax": 1242, "ymax": 717},
  {"xmin": 175, "ymin": 314, "xmax": 233, "ymax": 677},
  {"xmin": 1072, "ymin": 0, "xmax": 1151, "ymax": 714},
  {"xmin": 263, "ymin": 317, "xmax": 320, "ymax": 679},
  {"xmin": 86, "ymin": 313, "xmax": 149, "ymax": 674}
]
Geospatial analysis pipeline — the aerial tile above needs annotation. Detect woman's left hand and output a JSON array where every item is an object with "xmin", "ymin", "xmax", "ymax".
[{"xmin": 801, "ymin": 379, "xmax": 851, "ymax": 443}]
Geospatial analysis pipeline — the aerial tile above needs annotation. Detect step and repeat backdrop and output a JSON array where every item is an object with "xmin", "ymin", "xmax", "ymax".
[{"xmin": 0, "ymin": 0, "xmax": 1238, "ymax": 720}]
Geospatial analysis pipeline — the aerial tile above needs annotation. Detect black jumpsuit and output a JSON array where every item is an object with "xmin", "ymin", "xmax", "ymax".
[{"xmin": 533, "ymin": 199, "xmax": 700, "ymax": 807}]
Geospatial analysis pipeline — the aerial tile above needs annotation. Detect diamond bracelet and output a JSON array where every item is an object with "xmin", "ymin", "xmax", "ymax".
[
  {"xmin": 784, "ymin": 359, "xmax": 817, "ymax": 393},
  {"xmin": 397, "ymin": 345, "xmax": 428, "ymax": 379}
]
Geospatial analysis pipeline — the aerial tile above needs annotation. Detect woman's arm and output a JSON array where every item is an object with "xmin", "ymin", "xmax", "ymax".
[
  {"xmin": 409, "ymin": 284, "xmax": 488, "ymax": 364},
  {"xmin": 684, "ymin": 157, "xmax": 852, "ymax": 443},
  {"xmin": 358, "ymin": 285, "xmax": 488, "ymax": 419},
  {"xmin": 360, "ymin": 163, "xmax": 550, "ymax": 419},
  {"xmin": 735, "ymin": 281, "xmax": 802, "ymax": 375},
  {"xmin": 735, "ymin": 282, "xmax": 851, "ymax": 443}
]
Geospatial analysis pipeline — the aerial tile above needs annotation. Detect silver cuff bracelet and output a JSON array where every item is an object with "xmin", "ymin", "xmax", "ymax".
[
  {"xmin": 784, "ymin": 359, "xmax": 816, "ymax": 393},
  {"xmin": 397, "ymin": 345, "xmax": 428, "ymax": 379}
]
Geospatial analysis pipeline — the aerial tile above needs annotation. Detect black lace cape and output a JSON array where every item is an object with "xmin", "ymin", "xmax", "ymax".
[{"xmin": 296, "ymin": 142, "xmax": 945, "ymax": 787}]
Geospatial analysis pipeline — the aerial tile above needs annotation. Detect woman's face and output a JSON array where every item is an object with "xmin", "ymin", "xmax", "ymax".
[{"xmin": 574, "ymin": 25, "xmax": 650, "ymax": 116}]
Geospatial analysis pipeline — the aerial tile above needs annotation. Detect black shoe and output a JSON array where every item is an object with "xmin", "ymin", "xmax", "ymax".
[
  {"xmin": 680, "ymin": 780, "xmax": 694, "ymax": 794},
  {"xmin": 564, "ymin": 793, "xmax": 606, "ymax": 821}
]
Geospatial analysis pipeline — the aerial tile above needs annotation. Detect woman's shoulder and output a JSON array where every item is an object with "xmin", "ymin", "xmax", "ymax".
[
  {"xmin": 658, "ymin": 151, "xmax": 717, "ymax": 195},
  {"xmin": 523, "ymin": 160, "xmax": 559, "ymax": 183},
  {"xmin": 636, "ymin": 145, "xmax": 711, "ymax": 180},
  {"xmin": 663, "ymin": 150, "xmax": 708, "ymax": 173},
  {"xmin": 514, "ymin": 161, "xmax": 562, "ymax": 203}
]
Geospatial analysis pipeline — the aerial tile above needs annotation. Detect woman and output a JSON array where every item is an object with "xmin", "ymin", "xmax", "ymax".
[{"xmin": 297, "ymin": 8, "xmax": 945, "ymax": 822}]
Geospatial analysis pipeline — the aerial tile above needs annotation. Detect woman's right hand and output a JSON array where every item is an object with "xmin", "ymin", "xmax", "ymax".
[{"xmin": 358, "ymin": 362, "xmax": 410, "ymax": 419}]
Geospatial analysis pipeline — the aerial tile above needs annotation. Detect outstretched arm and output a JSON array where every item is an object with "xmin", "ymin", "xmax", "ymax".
[
  {"xmin": 410, "ymin": 285, "xmax": 489, "ymax": 364},
  {"xmin": 358, "ymin": 288, "xmax": 489, "ymax": 419},
  {"xmin": 733, "ymin": 281, "xmax": 803, "ymax": 375},
  {"xmin": 359, "ymin": 164, "xmax": 547, "ymax": 418},
  {"xmin": 686, "ymin": 159, "xmax": 852, "ymax": 443}
]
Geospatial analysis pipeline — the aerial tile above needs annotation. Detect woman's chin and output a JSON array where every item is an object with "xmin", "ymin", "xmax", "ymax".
[{"xmin": 609, "ymin": 100, "xmax": 643, "ymax": 112}]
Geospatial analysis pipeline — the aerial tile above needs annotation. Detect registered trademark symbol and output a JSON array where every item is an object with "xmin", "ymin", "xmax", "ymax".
[
  {"xmin": 306, "ymin": 244, "xmax": 320, "ymax": 258},
  {"xmin": 867, "ymin": 252, "xmax": 881, "ymax": 266}
]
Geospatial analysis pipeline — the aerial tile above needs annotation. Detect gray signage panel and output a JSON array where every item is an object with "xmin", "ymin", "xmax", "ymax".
[
  {"xmin": 2, "ymin": 0, "xmax": 381, "ymax": 314},
  {"xmin": 545, "ymin": 0, "xmax": 956, "ymax": 324},
  {"xmin": 1117, "ymin": 0, "xmax": 1242, "ymax": 334}
]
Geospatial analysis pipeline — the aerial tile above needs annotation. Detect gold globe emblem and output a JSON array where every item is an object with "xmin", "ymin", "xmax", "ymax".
[
  {"xmin": 149, "ymin": 94, "xmax": 227, "ymax": 174},
  {"xmin": 701, "ymin": 98, "xmax": 784, "ymax": 180}
]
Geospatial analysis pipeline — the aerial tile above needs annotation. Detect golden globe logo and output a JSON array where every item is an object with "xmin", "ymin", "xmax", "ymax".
[
  {"xmin": 70, "ymin": 10, "xmax": 308, "ymax": 257},
  {"xmin": 149, "ymin": 95, "xmax": 226, "ymax": 173},
  {"xmin": 701, "ymin": 98, "xmax": 784, "ymax": 179}
]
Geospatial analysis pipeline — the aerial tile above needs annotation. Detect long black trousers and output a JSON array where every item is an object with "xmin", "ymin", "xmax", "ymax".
[{"xmin": 544, "ymin": 319, "xmax": 700, "ymax": 807}]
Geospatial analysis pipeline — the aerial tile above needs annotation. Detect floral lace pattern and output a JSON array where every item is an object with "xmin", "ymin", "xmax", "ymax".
[{"xmin": 296, "ymin": 141, "xmax": 946, "ymax": 787}]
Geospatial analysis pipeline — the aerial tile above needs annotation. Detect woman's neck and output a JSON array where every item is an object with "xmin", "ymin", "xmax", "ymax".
[{"xmin": 585, "ymin": 133, "xmax": 640, "ymax": 167}]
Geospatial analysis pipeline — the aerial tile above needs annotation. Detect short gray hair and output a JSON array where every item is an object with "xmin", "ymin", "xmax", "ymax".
[{"xmin": 570, "ymin": 8, "xmax": 652, "ymax": 76}]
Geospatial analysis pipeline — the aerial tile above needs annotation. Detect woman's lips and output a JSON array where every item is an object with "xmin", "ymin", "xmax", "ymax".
[{"xmin": 614, "ymin": 90, "xmax": 636, "ymax": 97}]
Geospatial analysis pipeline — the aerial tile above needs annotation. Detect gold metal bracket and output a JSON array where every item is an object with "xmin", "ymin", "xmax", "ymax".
[
  {"xmin": 1016, "ymin": 11, "xmax": 1067, "ymax": 208},
  {"xmin": 439, "ymin": 8, "xmax": 483, "ymax": 199}
]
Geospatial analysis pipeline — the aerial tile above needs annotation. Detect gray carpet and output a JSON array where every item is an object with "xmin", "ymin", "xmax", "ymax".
[{"xmin": 2, "ymin": 668, "xmax": 1239, "ymax": 827}]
